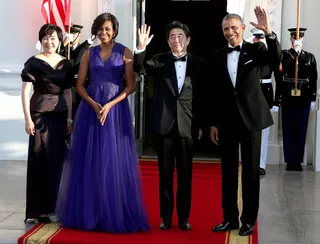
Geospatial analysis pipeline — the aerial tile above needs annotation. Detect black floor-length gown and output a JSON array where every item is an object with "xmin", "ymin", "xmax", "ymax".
[{"xmin": 21, "ymin": 56, "xmax": 73, "ymax": 220}]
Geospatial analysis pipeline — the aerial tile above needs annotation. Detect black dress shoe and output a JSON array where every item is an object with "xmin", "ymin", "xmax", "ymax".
[
  {"xmin": 179, "ymin": 221, "xmax": 191, "ymax": 231},
  {"xmin": 259, "ymin": 168, "xmax": 266, "ymax": 175},
  {"xmin": 212, "ymin": 221, "xmax": 239, "ymax": 232},
  {"xmin": 294, "ymin": 163, "xmax": 303, "ymax": 171},
  {"xmin": 239, "ymin": 223, "xmax": 254, "ymax": 236},
  {"xmin": 286, "ymin": 163, "xmax": 303, "ymax": 171},
  {"xmin": 286, "ymin": 164, "xmax": 295, "ymax": 171},
  {"xmin": 160, "ymin": 218, "xmax": 172, "ymax": 230},
  {"xmin": 36, "ymin": 216, "xmax": 51, "ymax": 224}
]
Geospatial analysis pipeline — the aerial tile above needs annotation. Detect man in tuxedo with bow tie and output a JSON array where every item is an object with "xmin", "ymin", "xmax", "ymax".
[
  {"xmin": 209, "ymin": 7, "xmax": 281, "ymax": 236},
  {"xmin": 134, "ymin": 21, "xmax": 206, "ymax": 231}
]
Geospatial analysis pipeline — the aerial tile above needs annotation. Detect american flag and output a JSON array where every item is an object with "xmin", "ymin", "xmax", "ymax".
[
  {"xmin": 41, "ymin": 0, "xmax": 57, "ymax": 24},
  {"xmin": 55, "ymin": 0, "xmax": 72, "ymax": 26},
  {"xmin": 41, "ymin": 0, "xmax": 71, "ymax": 26}
]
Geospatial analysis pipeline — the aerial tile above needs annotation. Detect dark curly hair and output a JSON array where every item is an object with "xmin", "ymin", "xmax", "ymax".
[
  {"xmin": 91, "ymin": 13, "xmax": 119, "ymax": 39},
  {"xmin": 39, "ymin": 24, "xmax": 63, "ymax": 42}
]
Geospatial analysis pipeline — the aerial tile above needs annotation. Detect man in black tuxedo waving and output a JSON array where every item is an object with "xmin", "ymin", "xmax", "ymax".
[
  {"xmin": 134, "ymin": 22, "xmax": 206, "ymax": 231},
  {"xmin": 209, "ymin": 7, "xmax": 281, "ymax": 236}
]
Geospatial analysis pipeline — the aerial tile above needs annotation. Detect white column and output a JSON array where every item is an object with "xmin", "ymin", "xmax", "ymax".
[
  {"xmin": 227, "ymin": 0, "xmax": 246, "ymax": 18},
  {"xmin": 0, "ymin": 0, "xmax": 44, "ymax": 160}
]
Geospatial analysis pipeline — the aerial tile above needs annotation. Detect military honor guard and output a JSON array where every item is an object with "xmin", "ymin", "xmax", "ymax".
[
  {"xmin": 61, "ymin": 24, "xmax": 94, "ymax": 118},
  {"xmin": 274, "ymin": 27, "xmax": 318, "ymax": 171}
]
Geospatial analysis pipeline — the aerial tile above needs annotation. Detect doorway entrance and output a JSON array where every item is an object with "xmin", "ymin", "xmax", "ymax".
[{"xmin": 137, "ymin": 0, "xmax": 228, "ymax": 159}]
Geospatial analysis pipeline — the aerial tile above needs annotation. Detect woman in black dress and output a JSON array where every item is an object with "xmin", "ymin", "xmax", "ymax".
[{"xmin": 21, "ymin": 24, "xmax": 73, "ymax": 223}]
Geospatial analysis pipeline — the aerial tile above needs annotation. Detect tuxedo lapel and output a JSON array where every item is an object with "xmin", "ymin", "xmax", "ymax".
[
  {"xmin": 235, "ymin": 41, "xmax": 249, "ymax": 89},
  {"xmin": 165, "ymin": 53, "xmax": 179, "ymax": 96},
  {"xmin": 222, "ymin": 47, "xmax": 233, "ymax": 88},
  {"xmin": 179, "ymin": 54, "xmax": 193, "ymax": 94}
]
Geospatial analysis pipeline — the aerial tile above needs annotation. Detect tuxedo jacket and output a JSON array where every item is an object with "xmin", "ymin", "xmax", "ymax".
[
  {"xmin": 209, "ymin": 35, "xmax": 281, "ymax": 131},
  {"xmin": 260, "ymin": 66, "xmax": 274, "ymax": 108},
  {"xmin": 134, "ymin": 51, "xmax": 206, "ymax": 138}
]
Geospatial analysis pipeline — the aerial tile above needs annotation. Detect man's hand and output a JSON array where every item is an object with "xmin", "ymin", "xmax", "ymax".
[
  {"xmin": 138, "ymin": 24, "xmax": 154, "ymax": 50},
  {"xmin": 209, "ymin": 127, "xmax": 219, "ymax": 145},
  {"xmin": 250, "ymin": 6, "xmax": 271, "ymax": 35},
  {"xmin": 310, "ymin": 101, "xmax": 316, "ymax": 111},
  {"xmin": 65, "ymin": 33, "xmax": 74, "ymax": 43},
  {"xmin": 270, "ymin": 106, "xmax": 279, "ymax": 113},
  {"xmin": 197, "ymin": 129, "xmax": 203, "ymax": 140}
]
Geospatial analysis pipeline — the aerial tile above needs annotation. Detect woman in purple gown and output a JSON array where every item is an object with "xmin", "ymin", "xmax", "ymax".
[{"xmin": 56, "ymin": 13, "xmax": 150, "ymax": 233}]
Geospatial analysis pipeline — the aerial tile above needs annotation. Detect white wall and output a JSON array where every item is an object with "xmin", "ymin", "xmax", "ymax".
[
  {"xmin": 0, "ymin": 0, "xmax": 98, "ymax": 160},
  {"xmin": 0, "ymin": 0, "xmax": 43, "ymax": 160}
]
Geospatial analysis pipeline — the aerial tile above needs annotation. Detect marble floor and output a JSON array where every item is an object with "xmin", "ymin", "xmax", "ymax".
[{"xmin": 0, "ymin": 160, "xmax": 320, "ymax": 244}]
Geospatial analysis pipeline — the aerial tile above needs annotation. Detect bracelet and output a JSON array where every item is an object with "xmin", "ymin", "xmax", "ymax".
[{"xmin": 67, "ymin": 119, "xmax": 73, "ymax": 124}]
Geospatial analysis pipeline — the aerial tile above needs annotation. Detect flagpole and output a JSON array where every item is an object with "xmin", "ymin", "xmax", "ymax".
[
  {"xmin": 66, "ymin": 0, "xmax": 71, "ymax": 60},
  {"xmin": 67, "ymin": 25, "xmax": 71, "ymax": 60},
  {"xmin": 293, "ymin": 0, "xmax": 301, "ymax": 96}
]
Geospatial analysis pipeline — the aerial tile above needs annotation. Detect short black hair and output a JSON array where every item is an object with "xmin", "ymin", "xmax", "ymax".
[
  {"xmin": 165, "ymin": 21, "xmax": 190, "ymax": 40},
  {"xmin": 222, "ymin": 14, "xmax": 244, "ymax": 24},
  {"xmin": 91, "ymin": 13, "xmax": 119, "ymax": 39},
  {"xmin": 39, "ymin": 24, "xmax": 63, "ymax": 42}
]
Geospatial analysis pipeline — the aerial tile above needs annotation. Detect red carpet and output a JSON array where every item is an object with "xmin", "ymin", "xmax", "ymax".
[{"xmin": 18, "ymin": 161, "xmax": 258, "ymax": 244}]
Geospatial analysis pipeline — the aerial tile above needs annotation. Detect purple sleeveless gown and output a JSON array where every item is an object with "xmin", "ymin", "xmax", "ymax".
[{"xmin": 56, "ymin": 43, "xmax": 150, "ymax": 233}]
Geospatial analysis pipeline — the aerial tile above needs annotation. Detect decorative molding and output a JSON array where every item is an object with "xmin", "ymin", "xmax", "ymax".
[
  {"xmin": 0, "ymin": 67, "xmax": 21, "ymax": 76},
  {"xmin": 98, "ymin": 0, "xmax": 115, "ymax": 14},
  {"xmin": 267, "ymin": 0, "xmax": 282, "ymax": 37}
]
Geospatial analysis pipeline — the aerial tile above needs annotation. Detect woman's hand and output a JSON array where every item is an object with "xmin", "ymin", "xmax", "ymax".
[
  {"xmin": 66, "ymin": 119, "xmax": 73, "ymax": 134},
  {"xmin": 25, "ymin": 119, "xmax": 35, "ymax": 136},
  {"xmin": 100, "ymin": 102, "xmax": 112, "ymax": 126},
  {"xmin": 92, "ymin": 102, "xmax": 103, "ymax": 119}
]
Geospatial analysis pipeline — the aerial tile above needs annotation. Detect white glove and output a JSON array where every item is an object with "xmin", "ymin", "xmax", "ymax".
[
  {"xmin": 294, "ymin": 39, "xmax": 303, "ymax": 53},
  {"xmin": 65, "ymin": 33, "xmax": 74, "ymax": 43},
  {"xmin": 36, "ymin": 41, "xmax": 41, "ymax": 51},
  {"xmin": 270, "ymin": 106, "xmax": 279, "ymax": 113},
  {"xmin": 87, "ymin": 35, "xmax": 95, "ymax": 45},
  {"xmin": 310, "ymin": 101, "xmax": 316, "ymax": 111}
]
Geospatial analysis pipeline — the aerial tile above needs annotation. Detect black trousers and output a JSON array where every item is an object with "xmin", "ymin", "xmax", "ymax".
[
  {"xmin": 219, "ymin": 123, "xmax": 261, "ymax": 225},
  {"xmin": 282, "ymin": 104, "xmax": 310, "ymax": 164},
  {"xmin": 153, "ymin": 125, "xmax": 194, "ymax": 222}
]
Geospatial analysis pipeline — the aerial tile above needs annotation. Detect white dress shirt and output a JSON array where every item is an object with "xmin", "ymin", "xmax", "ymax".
[
  {"xmin": 71, "ymin": 43, "xmax": 79, "ymax": 50},
  {"xmin": 227, "ymin": 42, "xmax": 243, "ymax": 87},
  {"xmin": 172, "ymin": 53, "xmax": 187, "ymax": 94}
]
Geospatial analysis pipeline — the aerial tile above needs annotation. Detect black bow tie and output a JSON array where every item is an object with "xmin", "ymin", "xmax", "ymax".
[
  {"xmin": 172, "ymin": 55, "xmax": 187, "ymax": 62},
  {"xmin": 227, "ymin": 45, "xmax": 241, "ymax": 53}
]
